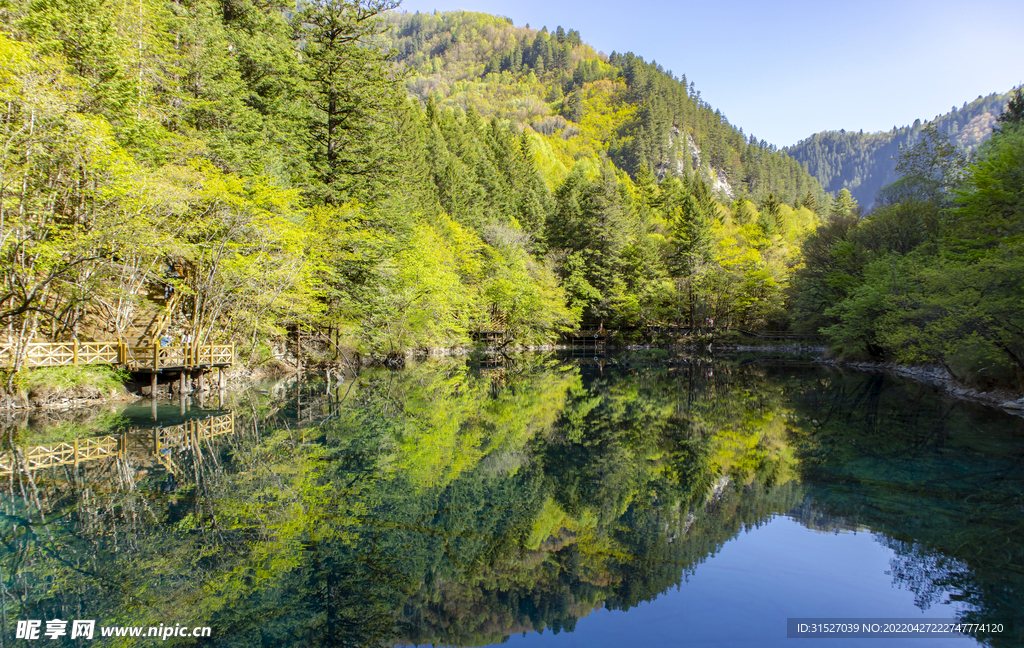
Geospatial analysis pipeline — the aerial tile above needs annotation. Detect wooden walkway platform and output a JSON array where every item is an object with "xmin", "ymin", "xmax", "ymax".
[
  {"xmin": 0, "ymin": 341, "xmax": 233, "ymax": 372},
  {"xmin": 567, "ymin": 332, "xmax": 608, "ymax": 353},
  {"xmin": 736, "ymin": 330, "xmax": 823, "ymax": 343},
  {"xmin": 559, "ymin": 327, "xmax": 823, "ymax": 347},
  {"xmin": 471, "ymin": 330, "xmax": 510, "ymax": 346},
  {"xmin": 0, "ymin": 412, "xmax": 234, "ymax": 477}
]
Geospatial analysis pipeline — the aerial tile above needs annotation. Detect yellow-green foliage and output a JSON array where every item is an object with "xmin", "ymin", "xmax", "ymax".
[
  {"xmin": 2, "ymin": 0, "xmax": 835, "ymax": 376},
  {"xmin": 696, "ymin": 202, "xmax": 819, "ymax": 327},
  {"xmin": 359, "ymin": 214, "xmax": 576, "ymax": 352},
  {"xmin": 548, "ymin": 79, "xmax": 636, "ymax": 164},
  {"xmin": 130, "ymin": 431, "xmax": 369, "ymax": 633},
  {"xmin": 388, "ymin": 361, "xmax": 580, "ymax": 489},
  {"xmin": 391, "ymin": 216, "xmax": 483, "ymax": 348},
  {"xmin": 387, "ymin": 10, "xmax": 829, "ymax": 208},
  {"xmin": 522, "ymin": 130, "xmax": 570, "ymax": 188},
  {"xmin": 0, "ymin": 27, "xmax": 329, "ymax": 366}
]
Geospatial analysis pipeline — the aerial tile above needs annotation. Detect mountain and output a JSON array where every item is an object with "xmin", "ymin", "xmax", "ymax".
[
  {"xmin": 785, "ymin": 90, "xmax": 1016, "ymax": 209},
  {"xmin": 383, "ymin": 11, "xmax": 828, "ymax": 208}
]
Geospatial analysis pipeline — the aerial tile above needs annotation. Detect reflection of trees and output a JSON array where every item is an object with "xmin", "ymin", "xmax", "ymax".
[
  {"xmin": 0, "ymin": 354, "xmax": 809, "ymax": 647},
  {"xmin": 786, "ymin": 501, "xmax": 860, "ymax": 534},
  {"xmin": 605, "ymin": 479, "xmax": 804, "ymax": 613},
  {"xmin": 878, "ymin": 536, "xmax": 973, "ymax": 611},
  {"xmin": 378, "ymin": 356, "xmax": 805, "ymax": 645},
  {"xmin": 787, "ymin": 368, "xmax": 1024, "ymax": 646}
]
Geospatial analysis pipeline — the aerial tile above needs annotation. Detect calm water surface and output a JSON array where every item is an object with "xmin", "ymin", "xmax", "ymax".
[{"xmin": 1, "ymin": 352, "xmax": 1022, "ymax": 647}]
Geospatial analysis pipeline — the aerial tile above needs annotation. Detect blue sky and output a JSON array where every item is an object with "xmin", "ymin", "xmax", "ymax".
[{"xmin": 393, "ymin": 0, "xmax": 1024, "ymax": 147}]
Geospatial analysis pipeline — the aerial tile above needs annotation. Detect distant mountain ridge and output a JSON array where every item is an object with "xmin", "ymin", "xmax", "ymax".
[{"xmin": 785, "ymin": 90, "xmax": 1016, "ymax": 209}]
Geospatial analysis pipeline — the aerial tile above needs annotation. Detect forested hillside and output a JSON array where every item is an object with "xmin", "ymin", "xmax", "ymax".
[
  {"xmin": 0, "ymin": 1, "xmax": 836, "ymax": 379},
  {"xmin": 786, "ymin": 90, "xmax": 1015, "ymax": 208},
  {"xmin": 385, "ymin": 11, "xmax": 827, "ymax": 207},
  {"xmin": 791, "ymin": 90, "xmax": 1024, "ymax": 391}
]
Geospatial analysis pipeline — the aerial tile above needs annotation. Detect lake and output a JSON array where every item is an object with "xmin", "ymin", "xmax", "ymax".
[{"xmin": 1, "ymin": 352, "xmax": 1021, "ymax": 646}]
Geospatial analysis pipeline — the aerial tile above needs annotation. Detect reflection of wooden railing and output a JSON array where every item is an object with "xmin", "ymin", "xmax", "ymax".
[
  {"xmin": 0, "ymin": 341, "xmax": 233, "ymax": 370},
  {"xmin": 0, "ymin": 413, "xmax": 234, "ymax": 476}
]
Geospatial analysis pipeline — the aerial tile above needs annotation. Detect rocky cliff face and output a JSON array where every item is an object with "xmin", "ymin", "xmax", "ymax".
[{"xmin": 655, "ymin": 126, "xmax": 734, "ymax": 199}]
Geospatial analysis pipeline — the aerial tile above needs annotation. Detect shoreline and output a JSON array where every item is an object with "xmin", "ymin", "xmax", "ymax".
[
  {"xmin": 1, "ymin": 392, "xmax": 141, "ymax": 412},
  {"xmin": 6, "ymin": 347, "xmax": 1023, "ymax": 417},
  {"xmin": 823, "ymin": 359, "xmax": 1024, "ymax": 417}
]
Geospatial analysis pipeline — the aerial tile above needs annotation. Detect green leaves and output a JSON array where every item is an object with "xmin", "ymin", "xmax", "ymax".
[
  {"xmin": 830, "ymin": 188, "xmax": 858, "ymax": 218},
  {"xmin": 893, "ymin": 124, "xmax": 970, "ymax": 206},
  {"xmin": 297, "ymin": 0, "xmax": 403, "ymax": 205},
  {"xmin": 948, "ymin": 125, "xmax": 1024, "ymax": 255},
  {"xmin": 792, "ymin": 115, "xmax": 1024, "ymax": 388}
]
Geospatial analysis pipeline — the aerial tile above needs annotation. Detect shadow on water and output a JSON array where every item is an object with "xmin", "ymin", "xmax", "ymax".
[{"xmin": 0, "ymin": 353, "xmax": 1020, "ymax": 646}]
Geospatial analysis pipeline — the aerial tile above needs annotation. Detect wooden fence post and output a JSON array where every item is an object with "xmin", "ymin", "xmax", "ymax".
[{"xmin": 73, "ymin": 339, "xmax": 79, "ymax": 365}]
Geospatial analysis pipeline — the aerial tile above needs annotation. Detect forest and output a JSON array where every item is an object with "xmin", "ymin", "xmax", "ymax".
[
  {"xmin": 0, "ymin": 0, "xmax": 822, "ymax": 372},
  {"xmin": 791, "ymin": 99, "xmax": 1024, "ymax": 391},
  {"xmin": 1, "ymin": 0, "xmax": 1022, "ymax": 393}
]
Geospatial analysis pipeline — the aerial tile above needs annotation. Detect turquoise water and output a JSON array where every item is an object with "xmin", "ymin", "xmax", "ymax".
[{"xmin": 1, "ymin": 353, "xmax": 1021, "ymax": 646}]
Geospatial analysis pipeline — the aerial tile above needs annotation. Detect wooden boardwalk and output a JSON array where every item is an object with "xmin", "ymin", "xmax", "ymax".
[
  {"xmin": 0, "ymin": 341, "xmax": 233, "ymax": 371},
  {"xmin": 471, "ymin": 330, "xmax": 509, "ymax": 346},
  {"xmin": 736, "ymin": 330, "xmax": 823, "ymax": 344},
  {"xmin": 559, "ymin": 327, "xmax": 823, "ymax": 347},
  {"xmin": 0, "ymin": 412, "xmax": 234, "ymax": 477},
  {"xmin": 567, "ymin": 332, "xmax": 608, "ymax": 353}
]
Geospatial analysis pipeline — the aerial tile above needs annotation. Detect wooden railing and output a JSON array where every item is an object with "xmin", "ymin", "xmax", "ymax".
[
  {"xmin": 0, "ymin": 341, "xmax": 233, "ymax": 370},
  {"xmin": 121, "ymin": 344, "xmax": 234, "ymax": 371},
  {"xmin": 738, "ymin": 330, "xmax": 823, "ymax": 343},
  {"xmin": 0, "ymin": 341, "xmax": 121, "ymax": 368},
  {"xmin": 0, "ymin": 412, "xmax": 234, "ymax": 476},
  {"xmin": 153, "ymin": 411, "xmax": 234, "ymax": 451}
]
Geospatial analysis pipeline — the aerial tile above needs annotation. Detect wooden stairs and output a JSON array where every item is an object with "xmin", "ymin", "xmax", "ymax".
[{"xmin": 128, "ymin": 291, "xmax": 183, "ymax": 346}]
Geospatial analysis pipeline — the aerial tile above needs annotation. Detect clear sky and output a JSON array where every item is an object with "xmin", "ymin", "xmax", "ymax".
[{"xmin": 392, "ymin": 0, "xmax": 1024, "ymax": 148}]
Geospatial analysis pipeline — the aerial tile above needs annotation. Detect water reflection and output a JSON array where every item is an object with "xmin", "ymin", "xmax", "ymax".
[
  {"xmin": 0, "ymin": 354, "xmax": 1020, "ymax": 646},
  {"xmin": 785, "ymin": 368, "xmax": 1024, "ymax": 638}
]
